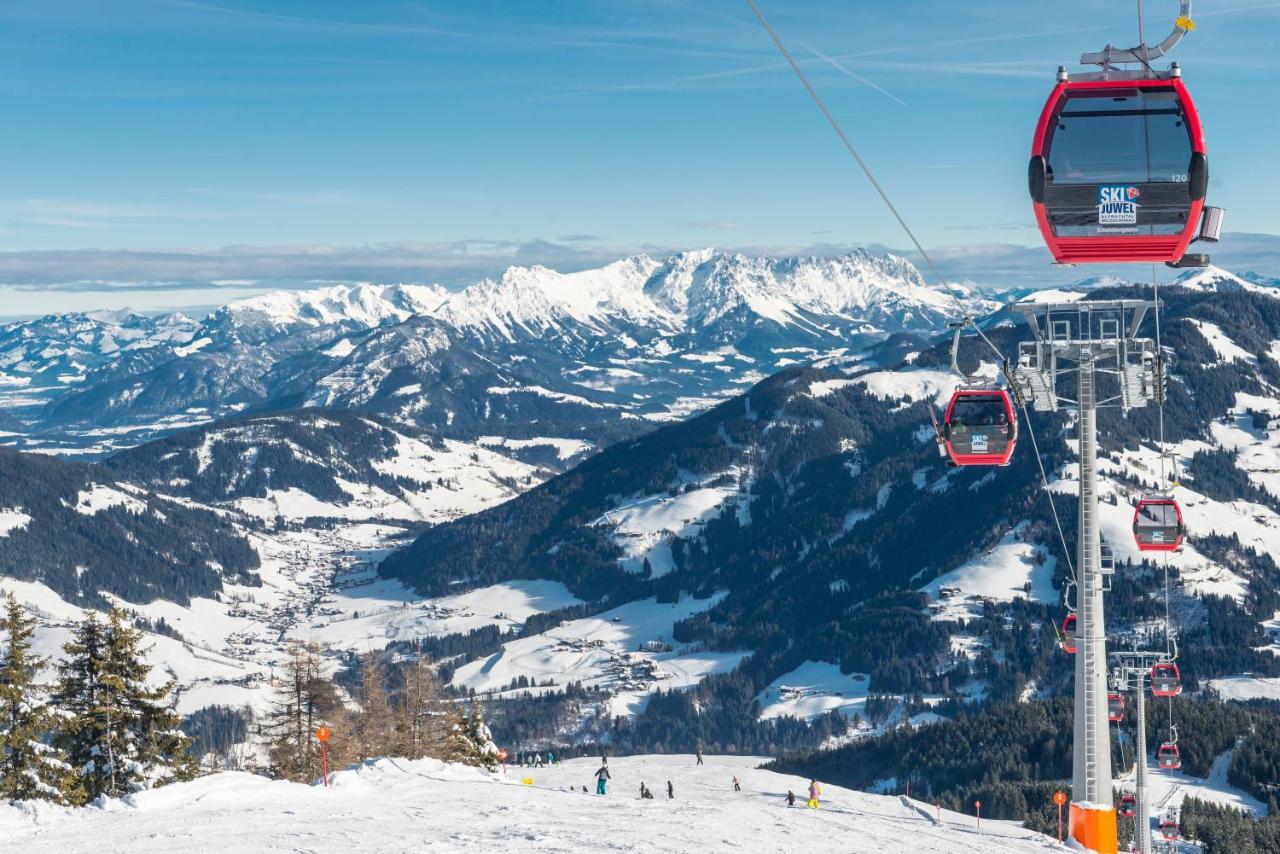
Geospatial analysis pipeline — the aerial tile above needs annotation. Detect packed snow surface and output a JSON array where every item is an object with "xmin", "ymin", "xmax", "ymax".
[{"xmin": 0, "ymin": 755, "xmax": 1057, "ymax": 854}]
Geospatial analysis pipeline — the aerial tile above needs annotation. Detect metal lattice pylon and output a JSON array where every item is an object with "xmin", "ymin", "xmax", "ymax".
[{"xmin": 1014, "ymin": 299, "xmax": 1161, "ymax": 854}]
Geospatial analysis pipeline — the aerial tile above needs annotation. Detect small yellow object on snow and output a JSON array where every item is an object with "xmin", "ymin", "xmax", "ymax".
[
  {"xmin": 1175, "ymin": 16, "xmax": 1196, "ymax": 31},
  {"xmin": 522, "ymin": 777, "xmax": 534, "ymax": 786}
]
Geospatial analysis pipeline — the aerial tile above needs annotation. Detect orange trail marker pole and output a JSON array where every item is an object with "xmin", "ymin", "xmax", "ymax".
[
  {"xmin": 1053, "ymin": 791, "xmax": 1068, "ymax": 843},
  {"xmin": 315, "ymin": 725, "xmax": 331, "ymax": 788},
  {"xmin": 975, "ymin": 800, "xmax": 981, "ymax": 830}
]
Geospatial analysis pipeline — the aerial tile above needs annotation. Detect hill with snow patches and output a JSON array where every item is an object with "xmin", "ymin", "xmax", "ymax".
[
  {"xmin": 0, "ymin": 755, "xmax": 1058, "ymax": 854},
  {"xmin": 3, "ymin": 254, "xmax": 1280, "ymax": 847}
]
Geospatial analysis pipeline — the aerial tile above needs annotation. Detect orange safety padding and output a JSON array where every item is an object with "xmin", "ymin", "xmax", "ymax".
[{"xmin": 1069, "ymin": 802, "xmax": 1118, "ymax": 854}]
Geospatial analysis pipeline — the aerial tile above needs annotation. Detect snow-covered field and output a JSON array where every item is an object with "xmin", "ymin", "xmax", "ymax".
[
  {"xmin": 450, "ymin": 594, "xmax": 749, "ymax": 718},
  {"xmin": 0, "ymin": 756, "xmax": 1058, "ymax": 854},
  {"xmin": 921, "ymin": 527, "xmax": 1057, "ymax": 622},
  {"xmin": 1116, "ymin": 745, "xmax": 1266, "ymax": 828},
  {"xmin": 756, "ymin": 661, "xmax": 871, "ymax": 721}
]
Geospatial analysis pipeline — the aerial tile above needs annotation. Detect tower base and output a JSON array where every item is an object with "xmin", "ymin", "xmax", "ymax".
[{"xmin": 1069, "ymin": 802, "xmax": 1117, "ymax": 854}]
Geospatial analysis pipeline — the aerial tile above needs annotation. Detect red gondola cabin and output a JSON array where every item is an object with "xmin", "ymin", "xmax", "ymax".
[
  {"xmin": 1157, "ymin": 741, "xmax": 1182, "ymax": 770},
  {"xmin": 1118, "ymin": 794, "xmax": 1136, "ymax": 818},
  {"xmin": 1107, "ymin": 693, "xmax": 1125, "ymax": 723},
  {"xmin": 1060, "ymin": 613, "xmax": 1077, "ymax": 654},
  {"xmin": 943, "ymin": 389, "xmax": 1018, "ymax": 467},
  {"xmin": 1160, "ymin": 817, "xmax": 1180, "ymax": 840},
  {"xmin": 1151, "ymin": 663, "xmax": 1183, "ymax": 697},
  {"xmin": 1133, "ymin": 497, "xmax": 1185, "ymax": 552},
  {"xmin": 1029, "ymin": 76, "xmax": 1207, "ymax": 265}
]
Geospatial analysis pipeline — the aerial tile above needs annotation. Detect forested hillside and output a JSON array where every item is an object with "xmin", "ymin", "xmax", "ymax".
[{"xmin": 0, "ymin": 448, "xmax": 259, "ymax": 606}]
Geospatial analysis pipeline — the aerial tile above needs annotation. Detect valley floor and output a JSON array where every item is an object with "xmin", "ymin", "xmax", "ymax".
[{"xmin": 0, "ymin": 755, "xmax": 1063, "ymax": 854}]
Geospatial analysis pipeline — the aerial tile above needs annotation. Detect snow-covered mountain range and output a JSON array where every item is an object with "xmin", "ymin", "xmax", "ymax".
[{"xmin": 0, "ymin": 249, "xmax": 997, "ymax": 453}]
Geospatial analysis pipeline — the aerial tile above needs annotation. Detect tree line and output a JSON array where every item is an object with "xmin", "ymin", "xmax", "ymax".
[
  {"xmin": 0, "ymin": 593, "xmax": 196, "ymax": 805},
  {"xmin": 260, "ymin": 642, "xmax": 498, "ymax": 783}
]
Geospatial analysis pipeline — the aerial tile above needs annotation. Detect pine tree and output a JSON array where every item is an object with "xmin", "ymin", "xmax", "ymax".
[
  {"xmin": 443, "ymin": 700, "xmax": 498, "ymax": 770},
  {"xmin": 0, "ymin": 593, "xmax": 76, "ymax": 803},
  {"xmin": 53, "ymin": 608, "xmax": 196, "ymax": 802}
]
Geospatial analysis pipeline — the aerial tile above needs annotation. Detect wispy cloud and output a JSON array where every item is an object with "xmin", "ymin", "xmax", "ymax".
[
  {"xmin": 682, "ymin": 221, "xmax": 738, "ymax": 231},
  {"xmin": 2, "ymin": 198, "xmax": 224, "ymax": 230},
  {"xmin": 803, "ymin": 44, "xmax": 907, "ymax": 106},
  {"xmin": 1, "ymin": 233, "xmax": 1276, "ymax": 297}
]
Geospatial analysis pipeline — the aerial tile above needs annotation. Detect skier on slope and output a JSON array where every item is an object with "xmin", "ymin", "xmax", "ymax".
[
  {"xmin": 786, "ymin": 790, "xmax": 796, "ymax": 807},
  {"xmin": 595, "ymin": 763, "xmax": 611, "ymax": 795},
  {"xmin": 667, "ymin": 781, "xmax": 674, "ymax": 799},
  {"xmin": 732, "ymin": 775, "xmax": 741, "ymax": 792},
  {"xmin": 695, "ymin": 748, "xmax": 704, "ymax": 766},
  {"xmin": 807, "ymin": 779, "xmax": 822, "ymax": 809}
]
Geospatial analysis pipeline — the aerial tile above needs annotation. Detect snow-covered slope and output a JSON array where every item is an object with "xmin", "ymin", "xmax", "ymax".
[{"xmin": 0, "ymin": 755, "xmax": 1055, "ymax": 854}]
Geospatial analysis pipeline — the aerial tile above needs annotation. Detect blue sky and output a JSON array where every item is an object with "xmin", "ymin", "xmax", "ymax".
[{"xmin": 1, "ymin": 0, "xmax": 1279, "ymax": 313}]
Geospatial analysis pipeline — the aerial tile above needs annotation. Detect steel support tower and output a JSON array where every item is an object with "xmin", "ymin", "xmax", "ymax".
[
  {"xmin": 1113, "ymin": 650, "xmax": 1166, "ymax": 854},
  {"xmin": 1014, "ymin": 299, "xmax": 1161, "ymax": 854}
]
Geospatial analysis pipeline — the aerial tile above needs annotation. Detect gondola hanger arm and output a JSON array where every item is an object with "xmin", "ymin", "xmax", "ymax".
[{"xmin": 1079, "ymin": 0, "xmax": 1195, "ymax": 68}]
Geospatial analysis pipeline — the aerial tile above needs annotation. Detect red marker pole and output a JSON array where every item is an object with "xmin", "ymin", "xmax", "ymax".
[
  {"xmin": 1052, "ymin": 791, "xmax": 1068, "ymax": 844},
  {"xmin": 974, "ymin": 800, "xmax": 981, "ymax": 830},
  {"xmin": 936, "ymin": 801, "xmax": 941, "ymax": 823},
  {"xmin": 315, "ymin": 725, "xmax": 332, "ymax": 788}
]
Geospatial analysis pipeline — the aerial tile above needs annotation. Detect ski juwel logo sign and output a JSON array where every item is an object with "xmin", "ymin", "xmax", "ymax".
[{"xmin": 1097, "ymin": 185, "xmax": 1141, "ymax": 225}]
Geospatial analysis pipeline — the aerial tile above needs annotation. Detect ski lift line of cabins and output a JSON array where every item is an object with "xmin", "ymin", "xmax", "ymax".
[{"xmin": 746, "ymin": 6, "xmax": 1197, "ymax": 848}]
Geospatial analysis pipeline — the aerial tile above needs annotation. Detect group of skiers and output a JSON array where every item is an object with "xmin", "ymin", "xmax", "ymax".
[
  {"xmin": 511, "ymin": 749, "xmax": 825, "ymax": 811},
  {"xmin": 511, "ymin": 750, "xmax": 559, "ymax": 768},
  {"xmin": 787, "ymin": 780, "xmax": 823, "ymax": 809}
]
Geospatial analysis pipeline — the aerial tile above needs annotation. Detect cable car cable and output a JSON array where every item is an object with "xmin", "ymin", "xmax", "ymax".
[{"xmin": 742, "ymin": 0, "xmax": 948, "ymax": 289}]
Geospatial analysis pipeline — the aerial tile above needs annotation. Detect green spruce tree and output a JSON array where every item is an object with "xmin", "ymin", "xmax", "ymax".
[
  {"xmin": 53, "ymin": 608, "xmax": 196, "ymax": 802},
  {"xmin": 442, "ymin": 700, "xmax": 498, "ymax": 770},
  {"xmin": 0, "ymin": 593, "xmax": 76, "ymax": 803}
]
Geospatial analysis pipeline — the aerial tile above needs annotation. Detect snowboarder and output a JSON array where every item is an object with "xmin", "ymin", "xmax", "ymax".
[
  {"xmin": 667, "ymin": 781, "xmax": 674, "ymax": 799},
  {"xmin": 642, "ymin": 786, "xmax": 654, "ymax": 800},
  {"xmin": 695, "ymin": 749, "xmax": 704, "ymax": 765},
  {"xmin": 595, "ymin": 763, "xmax": 611, "ymax": 795},
  {"xmin": 786, "ymin": 790, "xmax": 796, "ymax": 807},
  {"xmin": 547, "ymin": 751, "xmax": 556, "ymax": 765},
  {"xmin": 733, "ymin": 775, "xmax": 741, "ymax": 792},
  {"xmin": 807, "ymin": 779, "xmax": 822, "ymax": 809},
  {"xmin": 534, "ymin": 753, "xmax": 544, "ymax": 768}
]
